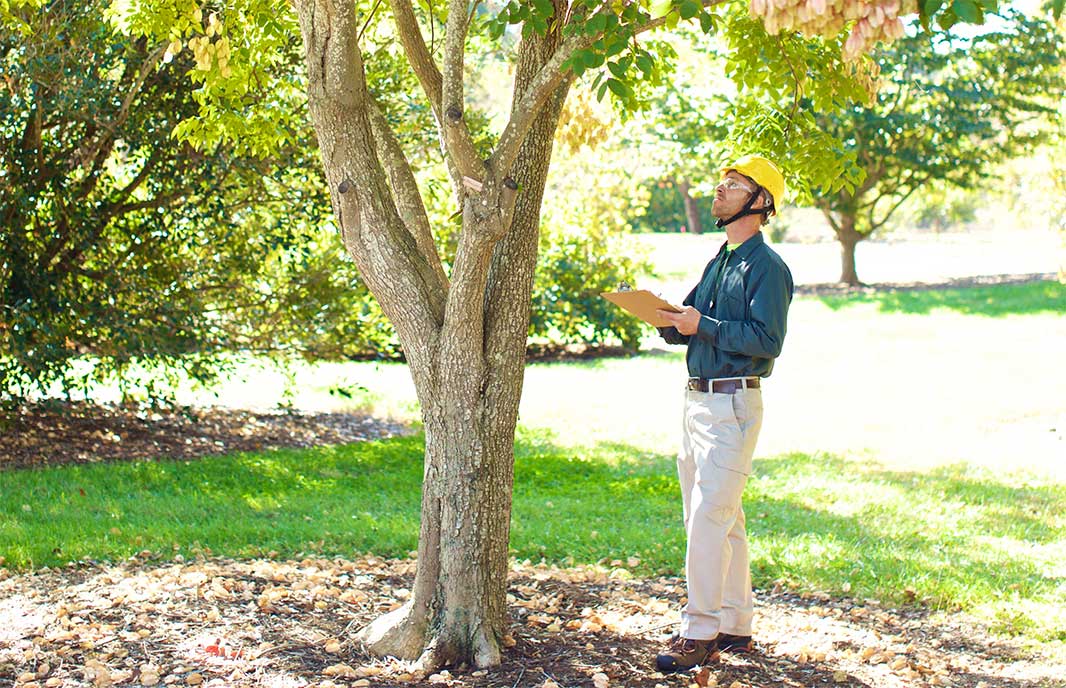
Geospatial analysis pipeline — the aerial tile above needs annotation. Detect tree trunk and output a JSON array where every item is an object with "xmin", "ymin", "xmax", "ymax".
[
  {"xmin": 837, "ymin": 212, "xmax": 863, "ymax": 286},
  {"xmin": 358, "ymin": 122, "xmax": 567, "ymax": 671},
  {"xmin": 678, "ymin": 178, "xmax": 703, "ymax": 235},
  {"xmin": 364, "ymin": 388, "xmax": 518, "ymax": 666},
  {"xmin": 294, "ymin": 0, "xmax": 570, "ymax": 669},
  {"xmin": 360, "ymin": 59, "xmax": 570, "ymax": 677}
]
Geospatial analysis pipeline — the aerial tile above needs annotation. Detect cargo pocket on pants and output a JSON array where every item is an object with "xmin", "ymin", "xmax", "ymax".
[{"xmin": 695, "ymin": 394, "xmax": 749, "ymax": 523}]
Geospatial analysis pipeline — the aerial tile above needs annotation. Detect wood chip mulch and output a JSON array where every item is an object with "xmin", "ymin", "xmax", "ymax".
[
  {"xmin": 1, "ymin": 556, "xmax": 1061, "ymax": 688},
  {"xmin": 0, "ymin": 402, "xmax": 411, "ymax": 471},
  {"xmin": 793, "ymin": 272, "xmax": 1056, "ymax": 296}
]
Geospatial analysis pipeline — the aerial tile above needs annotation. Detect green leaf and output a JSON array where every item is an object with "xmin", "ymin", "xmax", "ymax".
[
  {"xmin": 635, "ymin": 54, "xmax": 654, "ymax": 77},
  {"xmin": 587, "ymin": 12, "xmax": 607, "ymax": 34},
  {"xmin": 604, "ymin": 35, "xmax": 628, "ymax": 57},
  {"xmin": 566, "ymin": 53, "xmax": 587, "ymax": 78},
  {"xmin": 679, "ymin": 0, "xmax": 700, "ymax": 20},
  {"xmin": 605, "ymin": 77, "xmax": 632, "ymax": 100},
  {"xmin": 648, "ymin": 0, "xmax": 672, "ymax": 20},
  {"xmin": 922, "ymin": 0, "xmax": 945, "ymax": 16},
  {"xmin": 699, "ymin": 11, "xmax": 715, "ymax": 33},
  {"xmin": 937, "ymin": 7, "xmax": 958, "ymax": 29},
  {"xmin": 608, "ymin": 60, "xmax": 626, "ymax": 78},
  {"xmin": 951, "ymin": 0, "xmax": 983, "ymax": 24}
]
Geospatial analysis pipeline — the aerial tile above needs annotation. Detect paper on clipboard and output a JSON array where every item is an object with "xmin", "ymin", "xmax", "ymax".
[{"xmin": 601, "ymin": 289, "xmax": 684, "ymax": 328}]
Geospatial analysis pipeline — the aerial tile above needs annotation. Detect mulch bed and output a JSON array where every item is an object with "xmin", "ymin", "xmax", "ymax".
[
  {"xmin": 1, "ymin": 556, "xmax": 1060, "ymax": 688},
  {"xmin": 793, "ymin": 272, "xmax": 1056, "ymax": 296},
  {"xmin": 0, "ymin": 402, "xmax": 410, "ymax": 471}
]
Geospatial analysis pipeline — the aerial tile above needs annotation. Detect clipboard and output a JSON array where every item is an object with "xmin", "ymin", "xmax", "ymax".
[{"xmin": 601, "ymin": 289, "xmax": 684, "ymax": 328}]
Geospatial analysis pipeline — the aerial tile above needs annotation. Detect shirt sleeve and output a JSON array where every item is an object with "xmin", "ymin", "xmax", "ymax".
[
  {"xmin": 657, "ymin": 284, "xmax": 698, "ymax": 346},
  {"xmin": 694, "ymin": 260, "xmax": 793, "ymax": 358},
  {"xmin": 657, "ymin": 326, "xmax": 690, "ymax": 345}
]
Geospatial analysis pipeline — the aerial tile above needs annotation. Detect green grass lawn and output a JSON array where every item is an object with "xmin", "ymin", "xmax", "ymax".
[
  {"xmin": 3, "ymin": 431, "xmax": 1064, "ymax": 646},
  {"xmin": 2, "ymin": 280, "xmax": 1065, "ymax": 651},
  {"xmin": 817, "ymin": 279, "xmax": 1066, "ymax": 317}
]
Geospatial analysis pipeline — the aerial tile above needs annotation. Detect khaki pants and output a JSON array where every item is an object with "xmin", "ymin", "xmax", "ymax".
[{"xmin": 677, "ymin": 386, "xmax": 764, "ymax": 640}]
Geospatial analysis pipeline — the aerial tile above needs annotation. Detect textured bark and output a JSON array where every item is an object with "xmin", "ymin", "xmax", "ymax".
[
  {"xmin": 295, "ymin": 0, "xmax": 568, "ymax": 670},
  {"xmin": 837, "ymin": 212, "xmax": 863, "ymax": 286},
  {"xmin": 678, "ymin": 179, "xmax": 703, "ymax": 235}
]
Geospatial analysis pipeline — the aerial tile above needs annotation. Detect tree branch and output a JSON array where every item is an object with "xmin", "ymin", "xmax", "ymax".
[
  {"xmin": 389, "ymin": 0, "xmax": 443, "ymax": 116},
  {"xmin": 73, "ymin": 42, "xmax": 167, "ymax": 175},
  {"xmin": 492, "ymin": 0, "xmax": 727, "ymax": 178},
  {"xmin": 820, "ymin": 206, "xmax": 841, "ymax": 234},
  {"xmin": 388, "ymin": 0, "xmax": 479, "ymax": 196},
  {"xmin": 867, "ymin": 173, "xmax": 928, "ymax": 233},
  {"xmin": 367, "ymin": 99, "xmax": 449, "ymax": 287},
  {"xmin": 42, "ymin": 146, "xmax": 164, "ymax": 271},
  {"xmin": 491, "ymin": 28, "xmax": 593, "ymax": 178},
  {"xmin": 436, "ymin": 0, "xmax": 482, "ymax": 182},
  {"xmin": 297, "ymin": 0, "xmax": 448, "ymax": 357}
]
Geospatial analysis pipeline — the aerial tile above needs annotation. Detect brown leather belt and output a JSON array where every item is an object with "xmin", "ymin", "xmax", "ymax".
[{"xmin": 687, "ymin": 377, "xmax": 760, "ymax": 394}]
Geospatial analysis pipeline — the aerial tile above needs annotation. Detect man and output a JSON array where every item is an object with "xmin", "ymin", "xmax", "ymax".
[{"xmin": 653, "ymin": 154, "xmax": 794, "ymax": 672}]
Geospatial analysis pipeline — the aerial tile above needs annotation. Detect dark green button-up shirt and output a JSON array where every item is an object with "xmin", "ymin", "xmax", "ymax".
[{"xmin": 660, "ymin": 232, "xmax": 794, "ymax": 379}]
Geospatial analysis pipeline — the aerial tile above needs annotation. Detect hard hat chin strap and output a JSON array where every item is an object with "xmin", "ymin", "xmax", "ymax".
[{"xmin": 715, "ymin": 189, "xmax": 773, "ymax": 229}]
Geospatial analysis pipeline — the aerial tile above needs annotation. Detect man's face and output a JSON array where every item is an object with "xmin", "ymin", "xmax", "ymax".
[{"xmin": 711, "ymin": 171, "xmax": 762, "ymax": 219}]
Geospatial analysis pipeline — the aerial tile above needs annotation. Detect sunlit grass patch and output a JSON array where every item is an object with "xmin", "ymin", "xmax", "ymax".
[
  {"xmin": 815, "ymin": 279, "xmax": 1065, "ymax": 317},
  {"xmin": 746, "ymin": 453, "xmax": 1066, "ymax": 644}
]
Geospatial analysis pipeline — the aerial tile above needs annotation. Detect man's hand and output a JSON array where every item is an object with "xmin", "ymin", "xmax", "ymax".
[{"xmin": 657, "ymin": 306, "xmax": 702, "ymax": 336}]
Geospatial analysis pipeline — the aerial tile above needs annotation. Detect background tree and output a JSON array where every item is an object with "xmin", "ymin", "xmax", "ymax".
[
  {"xmin": 621, "ymin": 10, "xmax": 877, "ymax": 234},
  {"xmin": 0, "ymin": 0, "xmax": 651, "ymax": 404},
  {"xmin": 0, "ymin": 0, "xmax": 357, "ymax": 402},
  {"xmin": 623, "ymin": 31, "xmax": 731, "ymax": 234},
  {"xmin": 812, "ymin": 11, "xmax": 1066, "ymax": 285},
  {"xmin": 113, "ymin": 0, "xmax": 1002, "ymax": 671}
]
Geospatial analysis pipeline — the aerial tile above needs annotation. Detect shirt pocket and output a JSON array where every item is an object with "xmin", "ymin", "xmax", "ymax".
[{"xmin": 718, "ymin": 273, "xmax": 748, "ymax": 320}]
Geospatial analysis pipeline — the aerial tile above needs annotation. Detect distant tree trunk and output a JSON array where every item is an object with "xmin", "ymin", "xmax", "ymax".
[
  {"xmin": 678, "ymin": 178, "xmax": 703, "ymax": 234},
  {"xmin": 836, "ymin": 212, "xmax": 863, "ymax": 286}
]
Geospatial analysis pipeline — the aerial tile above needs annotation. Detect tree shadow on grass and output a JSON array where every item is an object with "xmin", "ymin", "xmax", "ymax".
[
  {"xmin": 814, "ymin": 280, "xmax": 1065, "ymax": 317},
  {"xmin": 510, "ymin": 438, "xmax": 1066, "ymax": 649},
  {"xmin": 7, "ymin": 431, "xmax": 1062, "ymax": 604}
]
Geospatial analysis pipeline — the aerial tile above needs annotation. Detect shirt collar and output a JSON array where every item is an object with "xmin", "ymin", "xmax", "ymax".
[
  {"xmin": 716, "ymin": 231, "xmax": 764, "ymax": 260},
  {"xmin": 731, "ymin": 231, "xmax": 764, "ymax": 260}
]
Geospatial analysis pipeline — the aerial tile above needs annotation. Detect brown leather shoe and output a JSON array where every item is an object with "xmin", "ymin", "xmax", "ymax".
[
  {"xmin": 655, "ymin": 636, "xmax": 720, "ymax": 672},
  {"xmin": 718, "ymin": 633, "xmax": 755, "ymax": 654}
]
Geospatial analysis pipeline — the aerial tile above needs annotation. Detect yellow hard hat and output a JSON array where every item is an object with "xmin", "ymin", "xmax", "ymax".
[{"xmin": 720, "ymin": 155, "xmax": 785, "ymax": 209}]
